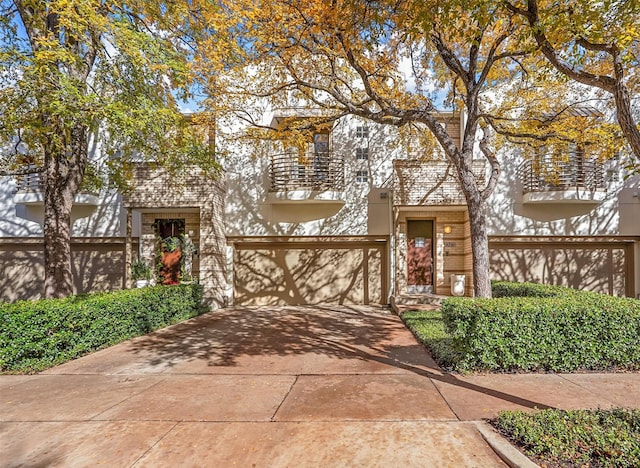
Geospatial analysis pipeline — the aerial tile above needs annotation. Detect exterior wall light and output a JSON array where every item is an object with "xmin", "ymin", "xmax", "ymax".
[{"xmin": 443, "ymin": 225, "xmax": 452, "ymax": 234}]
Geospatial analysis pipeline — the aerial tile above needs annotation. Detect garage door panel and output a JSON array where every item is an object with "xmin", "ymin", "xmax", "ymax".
[{"xmin": 233, "ymin": 242, "xmax": 385, "ymax": 306}]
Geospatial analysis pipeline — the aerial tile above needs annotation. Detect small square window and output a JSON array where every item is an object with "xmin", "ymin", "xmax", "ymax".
[
  {"xmin": 356, "ymin": 147, "xmax": 369, "ymax": 160},
  {"xmin": 607, "ymin": 169, "xmax": 619, "ymax": 183},
  {"xmin": 356, "ymin": 170, "xmax": 368, "ymax": 183},
  {"xmin": 356, "ymin": 126, "xmax": 369, "ymax": 138}
]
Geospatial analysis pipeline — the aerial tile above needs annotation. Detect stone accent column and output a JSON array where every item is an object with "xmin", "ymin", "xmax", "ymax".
[
  {"xmin": 199, "ymin": 178, "xmax": 227, "ymax": 308},
  {"xmin": 125, "ymin": 207, "xmax": 132, "ymax": 289}
]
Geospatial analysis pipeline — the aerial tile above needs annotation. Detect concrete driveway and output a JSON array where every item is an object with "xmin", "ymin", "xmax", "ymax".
[{"xmin": 4, "ymin": 304, "xmax": 638, "ymax": 466}]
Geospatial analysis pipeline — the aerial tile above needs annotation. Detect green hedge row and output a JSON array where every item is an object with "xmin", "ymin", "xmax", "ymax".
[
  {"xmin": 442, "ymin": 283, "xmax": 640, "ymax": 372},
  {"xmin": 491, "ymin": 280, "xmax": 579, "ymax": 298},
  {"xmin": 0, "ymin": 284, "xmax": 205, "ymax": 373}
]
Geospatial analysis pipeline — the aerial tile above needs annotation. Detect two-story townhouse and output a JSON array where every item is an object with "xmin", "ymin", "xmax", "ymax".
[
  {"xmin": 224, "ymin": 109, "xmax": 640, "ymax": 305},
  {"xmin": 1, "ymin": 109, "xmax": 639, "ymax": 304}
]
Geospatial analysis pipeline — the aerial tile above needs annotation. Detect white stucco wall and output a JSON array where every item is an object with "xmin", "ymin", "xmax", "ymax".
[
  {"xmin": 0, "ymin": 133, "xmax": 136, "ymax": 238},
  {"xmin": 223, "ymin": 115, "xmax": 399, "ymax": 237},
  {"xmin": 486, "ymin": 150, "xmax": 639, "ymax": 237}
]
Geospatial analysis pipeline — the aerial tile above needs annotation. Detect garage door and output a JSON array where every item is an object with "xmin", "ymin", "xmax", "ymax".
[
  {"xmin": 231, "ymin": 237, "xmax": 388, "ymax": 305},
  {"xmin": 489, "ymin": 239, "xmax": 635, "ymax": 297}
]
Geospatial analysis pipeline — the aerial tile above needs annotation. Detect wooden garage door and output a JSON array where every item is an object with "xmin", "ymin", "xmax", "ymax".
[
  {"xmin": 489, "ymin": 239, "xmax": 634, "ymax": 297},
  {"xmin": 231, "ymin": 237, "xmax": 388, "ymax": 305}
]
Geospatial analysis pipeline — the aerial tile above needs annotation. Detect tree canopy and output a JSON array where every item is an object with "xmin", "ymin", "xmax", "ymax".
[
  {"xmin": 0, "ymin": 0, "xmax": 219, "ymax": 297},
  {"xmin": 504, "ymin": 0, "xmax": 640, "ymax": 165}
]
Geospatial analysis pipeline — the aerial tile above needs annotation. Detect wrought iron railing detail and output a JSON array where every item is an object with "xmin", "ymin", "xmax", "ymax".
[
  {"xmin": 518, "ymin": 156, "xmax": 605, "ymax": 194},
  {"xmin": 270, "ymin": 152, "xmax": 345, "ymax": 192}
]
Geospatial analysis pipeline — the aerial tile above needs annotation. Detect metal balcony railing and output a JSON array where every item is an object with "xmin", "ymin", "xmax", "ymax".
[
  {"xmin": 518, "ymin": 155, "xmax": 605, "ymax": 194},
  {"xmin": 12, "ymin": 166, "xmax": 100, "ymax": 196},
  {"xmin": 12, "ymin": 169, "xmax": 43, "ymax": 193},
  {"xmin": 270, "ymin": 151, "xmax": 344, "ymax": 192}
]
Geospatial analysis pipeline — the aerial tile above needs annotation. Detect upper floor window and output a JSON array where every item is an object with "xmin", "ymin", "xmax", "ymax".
[
  {"xmin": 356, "ymin": 126, "xmax": 369, "ymax": 138},
  {"xmin": 313, "ymin": 132, "xmax": 329, "ymax": 154},
  {"xmin": 356, "ymin": 147, "xmax": 369, "ymax": 160},
  {"xmin": 356, "ymin": 170, "xmax": 368, "ymax": 183}
]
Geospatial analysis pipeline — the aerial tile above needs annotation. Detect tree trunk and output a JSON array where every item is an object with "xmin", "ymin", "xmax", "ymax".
[
  {"xmin": 42, "ymin": 124, "xmax": 88, "ymax": 299},
  {"xmin": 612, "ymin": 73, "xmax": 640, "ymax": 161},
  {"xmin": 467, "ymin": 196, "xmax": 492, "ymax": 298},
  {"xmin": 456, "ymin": 159, "xmax": 493, "ymax": 299},
  {"xmin": 43, "ymin": 167, "xmax": 75, "ymax": 298}
]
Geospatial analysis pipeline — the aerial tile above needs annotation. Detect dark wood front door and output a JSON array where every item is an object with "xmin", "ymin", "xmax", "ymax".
[{"xmin": 407, "ymin": 220, "xmax": 433, "ymax": 293}]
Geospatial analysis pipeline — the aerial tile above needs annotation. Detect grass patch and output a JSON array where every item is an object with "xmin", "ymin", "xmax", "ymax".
[
  {"xmin": 493, "ymin": 408, "xmax": 640, "ymax": 467},
  {"xmin": 0, "ymin": 284, "xmax": 207, "ymax": 373},
  {"xmin": 401, "ymin": 309, "xmax": 462, "ymax": 370}
]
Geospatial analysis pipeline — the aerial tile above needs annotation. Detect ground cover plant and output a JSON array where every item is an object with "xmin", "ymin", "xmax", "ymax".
[
  {"xmin": 0, "ymin": 284, "xmax": 205, "ymax": 373},
  {"xmin": 493, "ymin": 408, "xmax": 640, "ymax": 467},
  {"xmin": 402, "ymin": 282, "xmax": 640, "ymax": 372}
]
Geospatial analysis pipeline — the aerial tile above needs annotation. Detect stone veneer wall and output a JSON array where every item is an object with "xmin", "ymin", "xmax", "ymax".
[
  {"xmin": 393, "ymin": 160, "xmax": 486, "ymax": 206},
  {"xmin": 395, "ymin": 208, "xmax": 474, "ymax": 297},
  {"xmin": 123, "ymin": 164, "xmax": 226, "ymax": 307}
]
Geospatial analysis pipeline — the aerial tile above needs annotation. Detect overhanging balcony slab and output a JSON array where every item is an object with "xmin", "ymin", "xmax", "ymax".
[
  {"xmin": 13, "ymin": 191, "xmax": 99, "ymax": 206},
  {"xmin": 264, "ymin": 191, "xmax": 346, "ymax": 222},
  {"xmin": 523, "ymin": 189, "xmax": 606, "ymax": 204}
]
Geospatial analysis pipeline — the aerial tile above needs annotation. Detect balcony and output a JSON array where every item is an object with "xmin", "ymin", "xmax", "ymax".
[
  {"xmin": 267, "ymin": 151, "xmax": 345, "ymax": 222},
  {"xmin": 12, "ymin": 170, "xmax": 99, "ymax": 206},
  {"xmin": 518, "ymin": 156, "xmax": 606, "ymax": 204},
  {"xmin": 270, "ymin": 151, "xmax": 344, "ymax": 193}
]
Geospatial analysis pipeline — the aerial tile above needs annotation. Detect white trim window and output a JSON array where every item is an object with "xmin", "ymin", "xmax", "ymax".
[
  {"xmin": 356, "ymin": 126, "xmax": 369, "ymax": 138},
  {"xmin": 356, "ymin": 147, "xmax": 369, "ymax": 160},
  {"xmin": 355, "ymin": 170, "xmax": 368, "ymax": 183}
]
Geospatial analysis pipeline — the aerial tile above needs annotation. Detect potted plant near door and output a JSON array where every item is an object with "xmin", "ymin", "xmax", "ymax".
[{"xmin": 131, "ymin": 259, "xmax": 152, "ymax": 288}]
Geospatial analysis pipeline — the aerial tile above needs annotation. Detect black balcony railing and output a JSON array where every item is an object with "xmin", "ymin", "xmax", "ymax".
[
  {"xmin": 270, "ymin": 151, "xmax": 345, "ymax": 192},
  {"xmin": 518, "ymin": 155, "xmax": 605, "ymax": 194}
]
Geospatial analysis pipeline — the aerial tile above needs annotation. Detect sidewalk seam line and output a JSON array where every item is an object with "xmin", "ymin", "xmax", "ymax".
[
  {"xmin": 428, "ymin": 376, "xmax": 462, "ymax": 421},
  {"xmin": 270, "ymin": 375, "xmax": 299, "ymax": 422},
  {"xmin": 129, "ymin": 421, "xmax": 180, "ymax": 467},
  {"xmin": 556, "ymin": 373, "xmax": 617, "ymax": 408},
  {"xmin": 90, "ymin": 376, "xmax": 168, "ymax": 421}
]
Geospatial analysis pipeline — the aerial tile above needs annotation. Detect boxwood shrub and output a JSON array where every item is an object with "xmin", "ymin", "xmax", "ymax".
[
  {"xmin": 491, "ymin": 280, "xmax": 577, "ymax": 298},
  {"xmin": 493, "ymin": 408, "xmax": 640, "ymax": 467},
  {"xmin": 442, "ymin": 283, "xmax": 640, "ymax": 372},
  {"xmin": 0, "ymin": 284, "xmax": 205, "ymax": 373}
]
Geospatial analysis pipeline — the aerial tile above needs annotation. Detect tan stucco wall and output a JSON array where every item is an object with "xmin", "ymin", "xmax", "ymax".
[{"xmin": 0, "ymin": 238, "xmax": 138, "ymax": 302}]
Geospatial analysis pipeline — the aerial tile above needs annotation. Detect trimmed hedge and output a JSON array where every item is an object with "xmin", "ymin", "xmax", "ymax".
[
  {"xmin": 0, "ymin": 284, "xmax": 205, "ymax": 373},
  {"xmin": 491, "ymin": 280, "xmax": 578, "ymax": 298},
  {"xmin": 442, "ymin": 283, "xmax": 640, "ymax": 372},
  {"xmin": 493, "ymin": 408, "xmax": 640, "ymax": 467}
]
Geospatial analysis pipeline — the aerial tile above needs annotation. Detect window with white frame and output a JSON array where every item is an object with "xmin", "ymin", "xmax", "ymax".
[
  {"xmin": 356, "ymin": 126, "xmax": 369, "ymax": 138},
  {"xmin": 356, "ymin": 147, "xmax": 369, "ymax": 160},
  {"xmin": 355, "ymin": 170, "xmax": 368, "ymax": 183}
]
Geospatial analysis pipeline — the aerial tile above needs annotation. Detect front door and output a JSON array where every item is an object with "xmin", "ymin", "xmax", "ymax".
[
  {"xmin": 407, "ymin": 220, "xmax": 433, "ymax": 293},
  {"xmin": 155, "ymin": 218, "xmax": 185, "ymax": 285}
]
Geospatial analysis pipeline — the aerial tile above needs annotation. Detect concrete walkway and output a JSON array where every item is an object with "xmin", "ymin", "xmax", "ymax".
[{"xmin": 2, "ymin": 305, "xmax": 640, "ymax": 467}]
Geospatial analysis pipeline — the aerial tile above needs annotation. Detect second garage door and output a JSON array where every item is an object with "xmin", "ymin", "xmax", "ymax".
[{"xmin": 230, "ymin": 237, "xmax": 388, "ymax": 306}]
